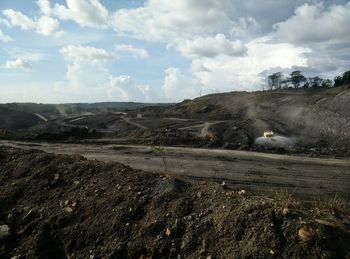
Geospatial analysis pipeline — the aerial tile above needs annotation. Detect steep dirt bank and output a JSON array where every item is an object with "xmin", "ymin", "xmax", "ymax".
[{"xmin": 0, "ymin": 146, "xmax": 349, "ymax": 258}]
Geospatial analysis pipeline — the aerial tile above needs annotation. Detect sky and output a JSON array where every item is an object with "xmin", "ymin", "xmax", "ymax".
[{"xmin": 0, "ymin": 0, "xmax": 349, "ymax": 103}]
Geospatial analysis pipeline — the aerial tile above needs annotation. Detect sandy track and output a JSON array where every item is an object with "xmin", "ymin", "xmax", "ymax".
[
  {"xmin": 1, "ymin": 140, "xmax": 349, "ymax": 199},
  {"xmin": 121, "ymin": 116, "xmax": 148, "ymax": 130},
  {"xmin": 179, "ymin": 121, "xmax": 223, "ymax": 137},
  {"xmin": 33, "ymin": 113, "xmax": 48, "ymax": 122}
]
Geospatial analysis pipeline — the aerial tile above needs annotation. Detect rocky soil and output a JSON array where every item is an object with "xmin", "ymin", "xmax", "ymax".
[{"xmin": 1, "ymin": 146, "xmax": 349, "ymax": 258}]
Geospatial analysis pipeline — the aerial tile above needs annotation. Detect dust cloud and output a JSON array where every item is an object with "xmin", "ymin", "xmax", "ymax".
[{"xmin": 254, "ymin": 135, "xmax": 297, "ymax": 149}]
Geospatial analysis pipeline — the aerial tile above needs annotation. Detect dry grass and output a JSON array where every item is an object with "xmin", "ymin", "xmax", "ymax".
[
  {"xmin": 316, "ymin": 194, "xmax": 349, "ymax": 213},
  {"xmin": 273, "ymin": 188, "xmax": 299, "ymax": 206}
]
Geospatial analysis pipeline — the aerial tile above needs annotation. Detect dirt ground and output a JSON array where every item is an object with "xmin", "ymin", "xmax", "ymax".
[
  {"xmin": 0, "ymin": 146, "xmax": 349, "ymax": 258},
  {"xmin": 1, "ymin": 140, "xmax": 350, "ymax": 199}
]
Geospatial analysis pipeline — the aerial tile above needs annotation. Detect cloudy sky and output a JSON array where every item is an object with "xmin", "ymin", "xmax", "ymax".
[{"xmin": 0, "ymin": 0, "xmax": 349, "ymax": 103}]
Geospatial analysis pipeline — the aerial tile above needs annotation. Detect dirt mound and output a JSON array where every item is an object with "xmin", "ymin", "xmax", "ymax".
[
  {"xmin": 135, "ymin": 128, "xmax": 202, "ymax": 146},
  {"xmin": 0, "ymin": 146, "xmax": 349, "ymax": 258}
]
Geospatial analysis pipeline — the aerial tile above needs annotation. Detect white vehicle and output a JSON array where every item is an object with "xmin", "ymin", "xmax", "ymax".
[{"xmin": 263, "ymin": 130, "xmax": 274, "ymax": 138}]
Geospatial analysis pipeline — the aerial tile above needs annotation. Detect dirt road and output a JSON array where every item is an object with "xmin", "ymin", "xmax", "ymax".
[
  {"xmin": 121, "ymin": 115, "xmax": 148, "ymax": 130},
  {"xmin": 1, "ymin": 140, "xmax": 349, "ymax": 199}
]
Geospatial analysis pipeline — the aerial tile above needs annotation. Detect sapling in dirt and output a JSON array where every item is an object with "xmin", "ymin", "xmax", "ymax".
[{"xmin": 152, "ymin": 146, "xmax": 168, "ymax": 174}]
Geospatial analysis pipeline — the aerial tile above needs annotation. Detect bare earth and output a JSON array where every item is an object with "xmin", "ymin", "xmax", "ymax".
[{"xmin": 1, "ymin": 140, "xmax": 349, "ymax": 199}]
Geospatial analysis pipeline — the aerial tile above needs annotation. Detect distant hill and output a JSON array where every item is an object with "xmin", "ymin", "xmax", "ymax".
[
  {"xmin": 0, "ymin": 102, "xmax": 171, "ymax": 116},
  {"xmin": 164, "ymin": 85, "xmax": 350, "ymax": 148},
  {"xmin": 0, "ymin": 102, "xmax": 172, "ymax": 131},
  {"xmin": 0, "ymin": 107, "xmax": 43, "ymax": 131}
]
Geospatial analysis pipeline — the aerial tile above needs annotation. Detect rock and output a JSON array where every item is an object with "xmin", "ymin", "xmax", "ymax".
[
  {"xmin": 184, "ymin": 215, "xmax": 193, "ymax": 221},
  {"xmin": 165, "ymin": 228, "xmax": 171, "ymax": 237},
  {"xmin": 0, "ymin": 224, "xmax": 10, "ymax": 241},
  {"xmin": 64, "ymin": 207, "xmax": 73, "ymax": 213},
  {"xmin": 238, "ymin": 189, "xmax": 246, "ymax": 195},
  {"xmin": 298, "ymin": 226, "xmax": 313, "ymax": 242},
  {"xmin": 282, "ymin": 208, "xmax": 290, "ymax": 215}
]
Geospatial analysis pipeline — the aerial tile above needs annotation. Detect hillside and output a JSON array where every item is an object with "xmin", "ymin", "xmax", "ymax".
[{"xmin": 163, "ymin": 85, "xmax": 350, "ymax": 150}]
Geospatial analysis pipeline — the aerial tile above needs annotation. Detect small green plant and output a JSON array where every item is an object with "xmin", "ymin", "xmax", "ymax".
[{"xmin": 152, "ymin": 146, "xmax": 168, "ymax": 174}]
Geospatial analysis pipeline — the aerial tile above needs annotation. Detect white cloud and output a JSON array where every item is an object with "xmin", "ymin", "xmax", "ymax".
[
  {"xmin": 52, "ymin": 0, "xmax": 109, "ymax": 28},
  {"xmin": 270, "ymin": 2, "xmax": 350, "ymax": 82},
  {"xmin": 36, "ymin": 0, "xmax": 52, "ymax": 16},
  {"xmin": 64, "ymin": 62, "xmax": 109, "ymax": 91},
  {"xmin": 60, "ymin": 45, "xmax": 117, "ymax": 62},
  {"xmin": 230, "ymin": 17, "xmax": 261, "ymax": 39},
  {"xmin": 36, "ymin": 16, "xmax": 64, "ymax": 37},
  {"xmin": 6, "ymin": 48, "xmax": 47, "ymax": 62},
  {"xmin": 0, "ymin": 18, "xmax": 11, "ymax": 27},
  {"xmin": 58, "ymin": 43, "xmax": 152, "ymax": 101},
  {"xmin": 58, "ymin": 59, "xmax": 153, "ymax": 101},
  {"xmin": 115, "ymin": 44, "xmax": 149, "ymax": 59},
  {"xmin": 0, "ymin": 29, "xmax": 12, "ymax": 42},
  {"xmin": 110, "ymin": 0, "xmax": 318, "ymax": 43},
  {"xmin": 112, "ymin": 0, "xmax": 235, "ymax": 42},
  {"xmin": 2, "ymin": 9, "xmax": 36, "ymax": 30},
  {"xmin": 274, "ymin": 2, "xmax": 350, "ymax": 44},
  {"xmin": 59, "ymin": 44, "xmax": 116, "ymax": 93},
  {"xmin": 163, "ymin": 67, "xmax": 202, "ymax": 101},
  {"xmin": 190, "ymin": 37, "xmax": 310, "ymax": 92},
  {"xmin": 4, "ymin": 58, "xmax": 32, "ymax": 70},
  {"xmin": 175, "ymin": 34, "xmax": 247, "ymax": 58},
  {"xmin": 107, "ymin": 75, "xmax": 154, "ymax": 101},
  {"xmin": 2, "ymin": 9, "xmax": 64, "ymax": 37}
]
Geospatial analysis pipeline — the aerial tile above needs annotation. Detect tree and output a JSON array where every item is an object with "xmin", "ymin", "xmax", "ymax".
[
  {"xmin": 267, "ymin": 72, "xmax": 283, "ymax": 90},
  {"xmin": 152, "ymin": 146, "xmax": 168, "ymax": 174},
  {"xmin": 333, "ymin": 69, "xmax": 350, "ymax": 87},
  {"xmin": 290, "ymin": 71, "xmax": 307, "ymax": 88},
  {"xmin": 334, "ymin": 76, "xmax": 343, "ymax": 87},
  {"xmin": 342, "ymin": 70, "xmax": 350, "ymax": 85},
  {"xmin": 321, "ymin": 79, "xmax": 333, "ymax": 88},
  {"xmin": 281, "ymin": 77, "xmax": 292, "ymax": 89},
  {"xmin": 309, "ymin": 76, "xmax": 323, "ymax": 88}
]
